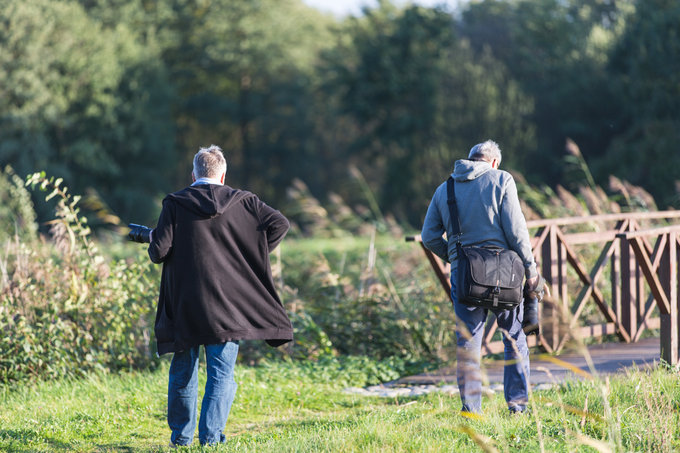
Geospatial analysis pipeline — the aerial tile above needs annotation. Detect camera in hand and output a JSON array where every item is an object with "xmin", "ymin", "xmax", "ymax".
[
  {"xmin": 522, "ymin": 276, "xmax": 545, "ymax": 336},
  {"xmin": 128, "ymin": 223, "xmax": 152, "ymax": 243}
]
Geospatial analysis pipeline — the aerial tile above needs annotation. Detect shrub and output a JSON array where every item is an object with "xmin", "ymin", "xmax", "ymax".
[
  {"xmin": 0, "ymin": 173, "xmax": 159, "ymax": 384},
  {"xmin": 239, "ymin": 236, "xmax": 456, "ymax": 367}
]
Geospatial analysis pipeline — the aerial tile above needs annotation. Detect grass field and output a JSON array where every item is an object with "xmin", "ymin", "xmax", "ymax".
[{"xmin": 1, "ymin": 356, "xmax": 678, "ymax": 452}]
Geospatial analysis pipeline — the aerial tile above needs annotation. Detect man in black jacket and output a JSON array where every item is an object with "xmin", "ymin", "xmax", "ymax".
[{"xmin": 133, "ymin": 145, "xmax": 292, "ymax": 446}]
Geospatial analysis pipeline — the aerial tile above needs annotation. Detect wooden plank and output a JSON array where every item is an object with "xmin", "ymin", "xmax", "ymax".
[
  {"xmin": 611, "ymin": 238, "xmax": 621, "ymax": 337},
  {"xmin": 668, "ymin": 232, "xmax": 678, "ymax": 365},
  {"xmin": 575, "ymin": 322, "xmax": 619, "ymax": 338},
  {"xmin": 482, "ymin": 340, "xmax": 505, "ymax": 355},
  {"xmin": 570, "ymin": 237, "xmax": 619, "ymax": 324},
  {"xmin": 526, "ymin": 211, "xmax": 680, "ymax": 229},
  {"xmin": 482, "ymin": 315, "xmax": 498, "ymax": 346},
  {"xmin": 658, "ymin": 232, "xmax": 679, "ymax": 364},
  {"xmin": 651, "ymin": 234, "xmax": 667, "ymax": 271},
  {"xmin": 554, "ymin": 228, "xmax": 631, "ymax": 344},
  {"xmin": 537, "ymin": 332, "xmax": 554, "ymax": 354},
  {"xmin": 609, "ymin": 221, "xmax": 627, "ymax": 341},
  {"xmin": 633, "ymin": 294, "xmax": 661, "ymax": 342},
  {"xmin": 639, "ymin": 316, "xmax": 661, "ymax": 331},
  {"xmin": 620, "ymin": 222, "xmax": 638, "ymax": 342},
  {"xmin": 483, "ymin": 335, "xmax": 542, "ymax": 355},
  {"xmin": 627, "ymin": 236, "xmax": 671, "ymax": 315},
  {"xmin": 620, "ymin": 225, "xmax": 680, "ymax": 239},
  {"xmin": 560, "ymin": 239, "xmax": 568, "ymax": 311},
  {"xmin": 485, "ymin": 322, "xmax": 622, "ymax": 355},
  {"xmin": 562, "ymin": 230, "xmax": 621, "ymax": 245},
  {"xmin": 420, "ymin": 243, "xmax": 452, "ymax": 301},
  {"xmin": 555, "ymin": 229, "xmax": 619, "ymax": 324},
  {"xmin": 547, "ymin": 226, "xmax": 560, "ymax": 350},
  {"xmin": 532, "ymin": 226, "xmax": 550, "ymax": 255}
]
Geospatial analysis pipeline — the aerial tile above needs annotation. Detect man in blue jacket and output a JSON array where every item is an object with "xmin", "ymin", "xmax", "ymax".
[
  {"xmin": 421, "ymin": 140, "xmax": 539, "ymax": 414},
  {"xmin": 130, "ymin": 145, "xmax": 292, "ymax": 446}
]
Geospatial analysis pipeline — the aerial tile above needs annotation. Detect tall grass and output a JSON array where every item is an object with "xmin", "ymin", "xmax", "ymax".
[{"xmin": 0, "ymin": 358, "xmax": 677, "ymax": 452}]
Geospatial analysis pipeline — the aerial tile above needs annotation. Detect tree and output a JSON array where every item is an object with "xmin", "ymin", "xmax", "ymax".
[
  {"xmin": 0, "ymin": 0, "xmax": 175, "ymax": 224},
  {"xmin": 323, "ymin": 2, "xmax": 535, "ymax": 224},
  {"xmin": 602, "ymin": 0, "xmax": 680, "ymax": 208},
  {"xmin": 142, "ymin": 0, "xmax": 336, "ymax": 203},
  {"xmin": 460, "ymin": 0, "xmax": 632, "ymax": 184}
]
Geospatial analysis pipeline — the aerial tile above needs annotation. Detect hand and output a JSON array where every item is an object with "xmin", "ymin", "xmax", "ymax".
[
  {"xmin": 127, "ymin": 223, "xmax": 152, "ymax": 243},
  {"xmin": 524, "ymin": 275, "xmax": 546, "ymax": 300},
  {"xmin": 526, "ymin": 276, "xmax": 540, "ymax": 292}
]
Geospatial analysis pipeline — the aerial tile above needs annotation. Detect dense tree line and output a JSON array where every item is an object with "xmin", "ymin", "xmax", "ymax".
[{"xmin": 1, "ymin": 0, "xmax": 678, "ymax": 227}]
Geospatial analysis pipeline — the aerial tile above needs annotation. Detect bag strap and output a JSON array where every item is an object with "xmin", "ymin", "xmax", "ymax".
[{"xmin": 446, "ymin": 176, "xmax": 463, "ymax": 248}]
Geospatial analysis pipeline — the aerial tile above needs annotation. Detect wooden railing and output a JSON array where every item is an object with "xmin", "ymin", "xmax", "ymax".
[{"xmin": 408, "ymin": 211, "xmax": 680, "ymax": 364}]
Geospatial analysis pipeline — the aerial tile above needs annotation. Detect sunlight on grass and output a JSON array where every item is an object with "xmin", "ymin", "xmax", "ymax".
[{"xmin": 1, "ymin": 358, "xmax": 678, "ymax": 452}]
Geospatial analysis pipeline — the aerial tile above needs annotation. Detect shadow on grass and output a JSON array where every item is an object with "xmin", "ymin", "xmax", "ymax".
[
  {"xmin": 0, "ymin": 429, "xmax": 70, "ymax": 451},
  {"xmin": 94, "ymin": 444, "xmax": 137, "ymax": 452}
]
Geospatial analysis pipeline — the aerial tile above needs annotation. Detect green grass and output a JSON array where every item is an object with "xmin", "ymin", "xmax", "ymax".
[{"xmin": 1, "ymin": 357, "xmax": 678, "ymax": 452}]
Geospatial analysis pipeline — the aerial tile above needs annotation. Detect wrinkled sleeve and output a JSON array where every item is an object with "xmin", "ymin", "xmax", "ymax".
[
  {"xmin": 499, "ymin": 176, "xmax": 537, "ymax": 278},
  {"xmin": 421, "ymin": 191, "xmax": 449, "ymax": 262},
  {"xmin": 148, "ymin": 198, "xmax": 175, "ymax": 264},
  {"xmin": 256, "ymin": 199, "xmax": 290, "ymax": 251}
]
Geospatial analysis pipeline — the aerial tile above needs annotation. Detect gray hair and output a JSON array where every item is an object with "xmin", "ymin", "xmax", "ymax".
[
  {"xmin": 468, "ymin": 140, "xmax": 502, "ymax": 165},
  {"xmin": 193, "ymin": 145, "xmax": 227, "ymax": 179}
]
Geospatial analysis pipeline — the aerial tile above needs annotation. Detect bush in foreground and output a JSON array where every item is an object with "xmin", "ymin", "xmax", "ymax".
[{"xmin": 0, "ymin": 173, "xmax": 159, "ymax": 384}]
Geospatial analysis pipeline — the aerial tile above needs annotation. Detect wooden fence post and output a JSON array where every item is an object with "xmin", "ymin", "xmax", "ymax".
[
  {"xmin": 659, "ymin": 232, "xmax": 679, "ymax": 365},
  {"xmin": 541, "ymin": 225, "xmax": 560, "ymax": 351}
]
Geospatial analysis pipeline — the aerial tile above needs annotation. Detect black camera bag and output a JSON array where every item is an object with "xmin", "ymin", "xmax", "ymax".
[{"xmin": 447, "ymin": 177, "xmax": 524, "ymax": 310}]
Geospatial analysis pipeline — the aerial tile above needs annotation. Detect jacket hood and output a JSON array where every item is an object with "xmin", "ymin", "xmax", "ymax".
[
  {"xmin": 167, "ymin": 184, "xmax": 253, "ymax": 218},
  {"xmin": 452, "ymin": 159, "xmax": 493, "ymax": 182}
]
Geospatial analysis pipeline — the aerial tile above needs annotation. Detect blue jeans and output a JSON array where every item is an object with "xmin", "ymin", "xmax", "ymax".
[
  {"xmin": 168, "ymin": 341, "xmax": 239, "ymax": 446},
  {"xmin": 451, "ymin": 269, "xmax": 529, "ymax": 413}
]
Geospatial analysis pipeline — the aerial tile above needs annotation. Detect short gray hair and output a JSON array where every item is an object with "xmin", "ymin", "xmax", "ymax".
[
  {"xmin": 468, "ymin": 140, "xmax": 502, "ymax": 165},
  {"xmin": 193, "ymin": 145, "xmax": 227, "ymax": 179}
]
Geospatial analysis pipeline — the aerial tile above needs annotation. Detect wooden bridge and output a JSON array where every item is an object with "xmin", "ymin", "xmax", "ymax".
[{"xmin": 408, "ymin": 211, "xmax": 680, "ymax": 365}]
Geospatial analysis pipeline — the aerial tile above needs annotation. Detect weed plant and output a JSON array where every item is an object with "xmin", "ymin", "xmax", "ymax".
[{"xmin": 0, "ymin": 173, "xmax": 159, "ymax": 384}]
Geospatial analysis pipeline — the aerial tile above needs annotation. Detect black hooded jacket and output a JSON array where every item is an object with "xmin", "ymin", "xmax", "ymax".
[{"xmin": 148, "ymin": 183, "xmax": 292, "ymax": 355}]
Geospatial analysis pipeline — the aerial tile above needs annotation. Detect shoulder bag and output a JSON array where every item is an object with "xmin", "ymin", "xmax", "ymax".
[{"xmin": 447, "ymin": 177, "xmax": 525, "ymax": 310}]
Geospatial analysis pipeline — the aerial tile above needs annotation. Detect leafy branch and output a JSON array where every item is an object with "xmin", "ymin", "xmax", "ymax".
[{"xmin": 25, "ymin": 172, "xmax": 99, "ymax": 262}]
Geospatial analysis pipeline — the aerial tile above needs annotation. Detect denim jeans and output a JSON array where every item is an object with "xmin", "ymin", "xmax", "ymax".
[
  {"xmin": 167, "ymin": 341, "xmax": 239, "ymax": 446},
  {"xmin": 451, "ymin": 269, "xmax": 529, "ymax": 413}
]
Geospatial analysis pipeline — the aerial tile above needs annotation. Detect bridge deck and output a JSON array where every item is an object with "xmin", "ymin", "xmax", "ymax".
[{"xmin": 398, "ymin": 337, "xmax": 661, "ymax": 385}]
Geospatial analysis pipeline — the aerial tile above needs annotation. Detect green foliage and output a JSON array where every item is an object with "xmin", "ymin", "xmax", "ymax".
[
  {"xmin": 1, "ymin": 0, "xmax": 678, "ymax": 228},
  {"xmin": 324, "ymin": 3, "xmax": 536, "ymax": 223},
  {"xmin": 461, "ymin": 0, "xmax": 629, "ymax": 184},
  {"xmin": 240, "ymin": 235, "xmax": 456, "ymax": 366},
  {"xmin": 0, "ymin": 0, "xmax": 175, "ymax": 224},
  {"xmin": 600, "ymin": 0, "xmax": 680, "ymax": 208},
  {"xmin": 1, "ymin": 360, "xmax": 678, "ymax": 451},
  {"xmin": 0, "ymin": 174, "xmax": 159, "ymax": 385},
  {"xmin": 0, "ymin": 166, "xmax": 37, "ymax": 242},
  {"xmin": 138, "ymin": 0, "xmax": 337, "ymax": 203}
]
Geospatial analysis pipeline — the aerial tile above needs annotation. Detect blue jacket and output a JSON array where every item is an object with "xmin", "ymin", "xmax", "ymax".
[{"xmin": 421, "ymin": 159, "xmax": 537, "ymax": 278}]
